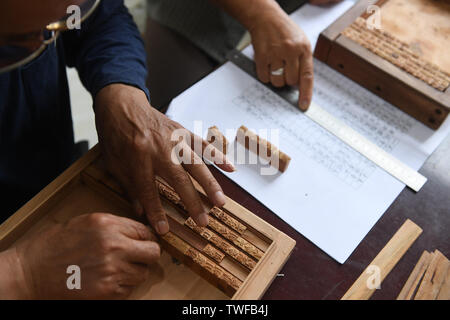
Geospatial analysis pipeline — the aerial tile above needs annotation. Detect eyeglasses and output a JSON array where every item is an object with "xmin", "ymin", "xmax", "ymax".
[{"xmin": 0, "ymin": 0, "xmax": 101, "ymax": 74}]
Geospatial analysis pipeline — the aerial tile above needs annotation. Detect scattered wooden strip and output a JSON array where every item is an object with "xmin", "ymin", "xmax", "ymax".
[
  {"xmin": 415, "ymin": 250, "xmax": 450, "ymax": 300},
  {"xmin": 185, "ymin": 217, "xmax": 257, "ymax": 270},
  {"xmin": 207, "ymin": 126, "xmax": 229, "ymax": 155},
  {"xmin": 397, "ymin": 250, "xmax": 431, "ymax": 300},
  {"xmin": 236, "ymin": 125, "xmax": 291, "ymax": 173},
  {"xmin": 161, "ymin": 232, "xmax": 242, "ymax": 296},
  {"xmin": 342, "ymin": 219, "xmax": 423, "ymax": 300}
]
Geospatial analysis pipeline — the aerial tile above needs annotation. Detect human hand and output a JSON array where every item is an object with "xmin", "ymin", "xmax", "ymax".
[
  {"xmin": 15, "ymin": 213, "xmax": 160, "ymax": 299},
  {"xmin": 94, "ymin": 84, "xmax": 234, "ymax": 235},
  {"xmin": 248, "ymin": 6, "xmax": 314, "ymax": 111}
]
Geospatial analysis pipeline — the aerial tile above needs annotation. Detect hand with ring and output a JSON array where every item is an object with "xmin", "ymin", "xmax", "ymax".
[{"xmin": 247, "ymin": 2, "xmax": 314, "ymax": 111}]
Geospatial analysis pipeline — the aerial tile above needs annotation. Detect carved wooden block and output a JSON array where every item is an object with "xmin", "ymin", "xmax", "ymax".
[
  {"xmin": 162, "ymin": 232, "xmax": 242, "ymax": 295},
  {"xmin": 157, "ymin": 178, "xmax": 265, "ymax": 263},
  {"xmin": 342, "ymin": 17, "xmax": 450, "ymax": 91},
  {"xmin": 207, "ymin": 126, "xmax": 229, "ymax": 155},
  {"xmin": 236, "ymin": 125, "xmax": 291, "ymax": 173},
  {"xmin": 185, "ymin": 217, "xmax": 257, "ymax": 270},
  {"xmin": 202, "ymin": 244, "xmax": 225, "ymax": 263},
  {"xmin": 208, "ymin": 217, "xmax": 264, "ymax": 260},
  {"xmin": 314, "ymin": 0, "xmax": 450, "ymax": 129},
  {"xmin": 209, "ymin": 206, "xmax": 247, "ymax": 235}
]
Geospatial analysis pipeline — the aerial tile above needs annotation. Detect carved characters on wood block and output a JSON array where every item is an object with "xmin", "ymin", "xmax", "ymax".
[
  {"xmin": 202, "ymin": 244, "xmax": 225, "ymax": 263},
  {"xmin": 209, "ymin": 206, "xmax": 247, "ymax": 235},
  {"xmin": 156, "ymin": 178, "xmax": 265, "ymax": 272},
  {"xmin": 162, "ymin": 232, "xmax": 242, "ymax": 294},
  {"xmin": 185, "ymin": 217, "xmax": 257, "ymax": 270},
  {"xmin": 342, "ymin": 17, "xmax": 450, "ymax": 91},
  {"xmin": 236, "ymin": 125, "xmax": 291, "ymax": 173},
  {"xmin": 207, "ymin": 217, "xmax": 264, "ymax": 260}
]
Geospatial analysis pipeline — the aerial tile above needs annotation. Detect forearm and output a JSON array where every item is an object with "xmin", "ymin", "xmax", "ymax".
[
  {"xmin": 210, "ymin": 0, "xmax": 287, "ymax": 31},
  {"xmin": 63, "ymin": 0, "xmax": 149, "ymax": 100},
  {"xmin": 0, "ymin": 248, "xmax": 30, "ymax": 299}
]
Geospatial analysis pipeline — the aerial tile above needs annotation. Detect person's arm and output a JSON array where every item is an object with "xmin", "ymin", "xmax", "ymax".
[
  {"xmin": 210, "ymin": 0, "xmax": 342, "ymax": 111},
  {"xmin": 63, "ymin": 0, "xmax": 234, "ymax": 236},
  {"xmin": 63, "ymin": 0, "xmax": 149, "ymax": 100},
  {"xmin": 211, "ymin": 0, "xmax": 313, "ymax": 111},
  {"xmin": 0, "ymin": 248, "xmax": 30, "ymax": 299}
]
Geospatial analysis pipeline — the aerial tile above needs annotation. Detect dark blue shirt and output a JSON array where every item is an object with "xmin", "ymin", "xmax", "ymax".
[{"xmin": 0, "ymin": 0, "xmax": 149, "ymax": 218}]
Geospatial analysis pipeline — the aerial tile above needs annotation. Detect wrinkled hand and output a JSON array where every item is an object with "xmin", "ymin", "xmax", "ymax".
[
  {"xmin": 15, "ymin": 213, "xmax": 160, "ymax": 299},
  {"xmin": 94, "ymin": 84, "xmax": 234, "ymax": 235},
  {"xmin": 248, "ymin": 7, "xmax": 314, "ymax": 111}
]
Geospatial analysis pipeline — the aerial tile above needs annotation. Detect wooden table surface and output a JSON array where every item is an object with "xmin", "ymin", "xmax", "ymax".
[{"xmin": 145, "ymin": 16, "xmax": 450, "ymax": 300}]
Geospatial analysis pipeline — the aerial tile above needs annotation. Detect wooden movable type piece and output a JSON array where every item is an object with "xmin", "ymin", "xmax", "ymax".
[{"xmin": 236, "ymin": 125, "xmax": 291, "ymax": 173}]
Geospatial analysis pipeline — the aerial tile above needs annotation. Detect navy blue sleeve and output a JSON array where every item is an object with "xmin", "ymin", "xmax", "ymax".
[{"xmin": 62, "ymin": 0, "xmax": 149, "ymax": 100}]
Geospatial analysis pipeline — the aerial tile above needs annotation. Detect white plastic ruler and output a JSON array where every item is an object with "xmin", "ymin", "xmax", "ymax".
[{"xmin": 228, "ymin": 50, "xmax": 427, "ymax": 192}]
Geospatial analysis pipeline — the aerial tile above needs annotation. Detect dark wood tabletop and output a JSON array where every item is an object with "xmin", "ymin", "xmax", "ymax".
[{"xmin": 145, "ymin": 16, "xmax": 450, "ymax": 300}]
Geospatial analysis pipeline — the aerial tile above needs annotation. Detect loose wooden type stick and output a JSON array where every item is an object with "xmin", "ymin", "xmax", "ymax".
[
  {"xmin": 156, "ymin": 180, "xmax": 186, "ymax": 210},
  {"xmin": 207, "ymin": 126, "xmax": 229, "ymax": 155},
  {"xmin": 185, "ymin": 217, "xmax": 257, "ymax": 270},
  {"xmin": 207, "ymin": 217, "xmax": 264, "ymax": 260},
  {"xmin": 156, "ymin": 179, "xmax": 263, "ymax": 261},
  {"xmin": 209, "ymin": 206, "xmax": 247, "ymax": 235},
  {"xmin": 202, "ymin": 244, "xmax": 225, "ymax": 263},
  {"xmin": 236, "ymin": 125, "xmax": 291, "ymax": 173},
  {"xmin": 341, "ymin": 219, "xmax": 423, "ymax": 300},
  {"xmin": 161, "ymin": 232, "xmax": 242, "ymax": 295}
]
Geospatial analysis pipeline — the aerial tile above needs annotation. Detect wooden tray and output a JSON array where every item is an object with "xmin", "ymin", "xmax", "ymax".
[
  {"xmin": 314, "ymin": 0, "xmax": 450, "ymax": 129},
  {"xmin": 0, "ymin": 146, "xmax": 295, "ymax": 299}
]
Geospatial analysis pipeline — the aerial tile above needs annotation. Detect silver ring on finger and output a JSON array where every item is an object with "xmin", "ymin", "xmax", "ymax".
[{"xmin": 270, "ymin": 67, "xmax": 284, "ymax": 76}]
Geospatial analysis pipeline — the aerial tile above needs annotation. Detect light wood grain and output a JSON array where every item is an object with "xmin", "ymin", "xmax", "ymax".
[
  {"xmin": 397, "ymin": 250, "xmax": 431, "ymax": 300},
  {"xmin": 436, "ymin": 268, "xmax": 450, "ymax": 300},
  {"xmin": 415, "ymin": 250, "xmax": 450, "ymax": 300},
  {"xmin": 342, "ymin": 219, "xmax": 422, "ymax": 300},
  {"xmin": 380, "ymin": 0, "xmax": 450, "ymax": 75}
]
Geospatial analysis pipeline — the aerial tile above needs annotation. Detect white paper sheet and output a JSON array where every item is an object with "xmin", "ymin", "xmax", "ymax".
[{"xmin": 165, "ymin": 3, "xmax": 450, "ymax": 263}]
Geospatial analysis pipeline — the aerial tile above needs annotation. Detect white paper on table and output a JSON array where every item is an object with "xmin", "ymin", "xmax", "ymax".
[{"xmin": 165, "ymin": 3, "xmax": 450, "ymax": 263}]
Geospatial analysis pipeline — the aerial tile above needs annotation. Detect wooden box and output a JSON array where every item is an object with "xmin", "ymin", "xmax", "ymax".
[
  {"xmin": 314, "ymin": 0, "xmax": 450, "ymax": 129},
  {"xmin": 0, "ymin": 146, "xmax": 295, "ymax": 299}
]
